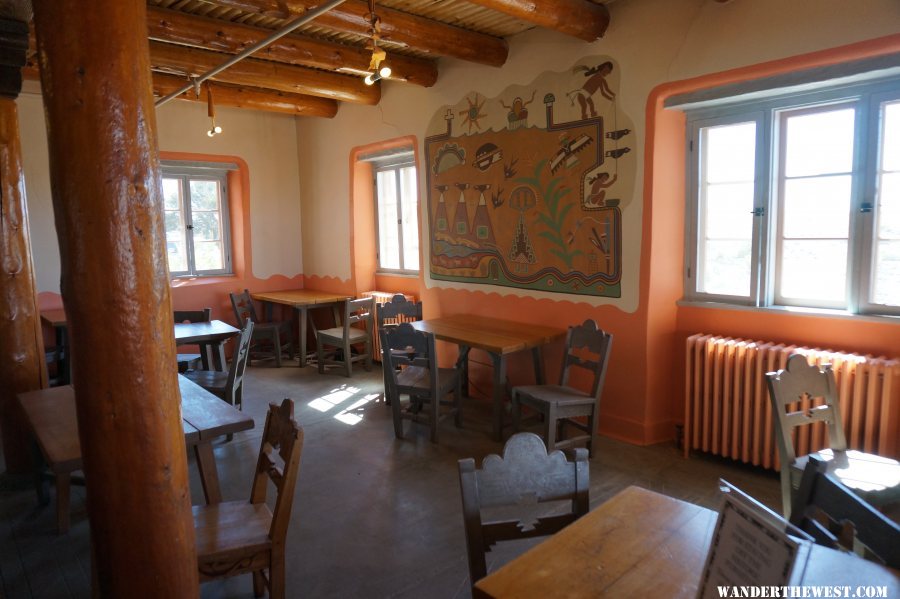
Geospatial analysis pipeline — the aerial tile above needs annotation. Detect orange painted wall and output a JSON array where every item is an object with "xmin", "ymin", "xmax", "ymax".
[{"xmin": 645, "ymin": 34, "xmax": 900, "ymax": 441}]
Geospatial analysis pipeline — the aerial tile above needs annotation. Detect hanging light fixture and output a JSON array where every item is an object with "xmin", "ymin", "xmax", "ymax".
[
  {"xmin": 206, "ymin": 84, "xmax": 222, "ymax": 137},
  {"xmin": 363, "ymin": 0, "xmax": 390, "ymax": 85}
]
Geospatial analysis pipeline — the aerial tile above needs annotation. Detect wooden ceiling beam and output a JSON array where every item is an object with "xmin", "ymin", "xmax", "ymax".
[
  {"xmin": 199, "ymin": 0, "xmax": 509, "ymax": 67},
  {"xmin": 148, "ymin": 40, "xmax": 380, "ymax": 105},
  {"xmin": 147, "ymin": 6, "xmax": 437, "ymax": 87},
  {"xmin": 464, "ymin": 0, "xmax": 610, "ymax": 41},
  {"xmin": 152, "ymin": 73, "xmax": 338, "ymax": 117}
]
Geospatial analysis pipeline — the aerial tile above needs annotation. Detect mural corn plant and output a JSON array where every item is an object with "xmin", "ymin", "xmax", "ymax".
[{"xmin": 516, "ymin": 158, "xmax": 582, "ymax": 268}]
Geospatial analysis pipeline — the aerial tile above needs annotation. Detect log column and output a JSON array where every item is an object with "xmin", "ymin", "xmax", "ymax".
[
  {"xmin": 32, "ymin": 1, "xmax": 198, "ymax": 596},
  {"xmin": 0, "ymin": 5, "xmax": 46, "ymax": 474}
]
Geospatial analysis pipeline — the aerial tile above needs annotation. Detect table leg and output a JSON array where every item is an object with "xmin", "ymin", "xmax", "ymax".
[
  {"xmin": 531, "ymin": 347, "xmax": 545, "ymax": 384},
  {"xmin": 263, "ymin": 301, "xmax": 274, "ymax": 321},
  {"xmin": 194, "ymin": 443, "xmax": 222, "ymax": 505},
  {"xmin": 456, "ymin": 345, "xmax": 472, "ymax": 397},
  {"xmin": 491, "ymin": 353, "xmax": 507, "ymax": 442},
  {"xmin": 298, "ymin": 306, "xmax": 308, "ymax": 367},
  {"xmin": 211, "ymin": 341, "xmax": 227, "ymax": 372}
]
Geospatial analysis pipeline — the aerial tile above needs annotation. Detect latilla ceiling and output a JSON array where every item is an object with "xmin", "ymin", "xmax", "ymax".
[{"xmin": 27, "ymin": 0, "xmax": 615, "ymax": 117}]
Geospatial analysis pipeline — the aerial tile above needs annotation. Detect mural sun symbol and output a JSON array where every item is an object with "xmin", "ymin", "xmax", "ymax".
[{"xmin": 459, "ymin": 94, "xmax": 486, "ymax": 133}]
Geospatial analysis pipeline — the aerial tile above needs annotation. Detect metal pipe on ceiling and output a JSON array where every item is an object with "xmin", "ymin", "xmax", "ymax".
[{"xmin": 154, "ymin": 0, "xmax": 350, "ymax": 107}]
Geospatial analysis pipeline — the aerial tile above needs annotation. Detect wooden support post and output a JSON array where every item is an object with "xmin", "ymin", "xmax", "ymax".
[
  {"xmin": 0, "ymin": 7, "xmax": 46, "ymax": 474},
  {"xmin": 32, "ymin": 1, "xmax": 199, "ymax": 596}
]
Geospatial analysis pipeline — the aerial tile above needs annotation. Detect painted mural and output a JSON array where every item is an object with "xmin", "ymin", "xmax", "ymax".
[{"xmin": 424, "ymin": 57, "xmax": 635, "ymax": 297}]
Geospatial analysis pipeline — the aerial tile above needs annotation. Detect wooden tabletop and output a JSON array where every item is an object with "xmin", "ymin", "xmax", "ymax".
[
  {"xmin": 410, "ymin": 314, "xmax": 564, "ymax": 355},
  {"xmin": 18, "ymin": 376, "xmax": 253, "ymax": 460},
  {"xmin": 250, "ymin": 288, "xmax": 351, "ymax": 307},
  {"xmin": 473, "ymin": 486, "xmax": 900, "ymax": 598},
  {"xmin": 40, "ymin": 308, "xmax": 68, "ymax": 328},
  {"xmin": 173, "ymin": 320, "xmax": 239, "ymax": 345}
]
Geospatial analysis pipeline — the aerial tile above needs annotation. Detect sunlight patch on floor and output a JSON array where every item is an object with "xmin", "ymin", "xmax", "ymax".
[
  {"xmin": 309, "ymin": 385, "xmax": 361, "ymax": 412},
  {"xmin": 334, "ymin": 393, "xmax": 381, "ymax": 425}
]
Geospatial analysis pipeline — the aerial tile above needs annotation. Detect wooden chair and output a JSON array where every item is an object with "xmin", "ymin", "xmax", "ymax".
[
  {"xmin": 511, "ymin": 319, "xmax": 612, "ymax": 457},
  {"xmin": 458, "ymin": 432, "xmax": 589, "ymax": 585},
  {"xmin": 380, "ymin": 322, "xmax": 461, "ymax": 443},
  {"xmin": 174, "ymin": 307, "xmax": 212, "ymax": 372},
  {"xmin": 230, "ymin": 289, "xmax": 294, "ymax": 368},
  {"xmin": 765, "ymin": 353, "xmax": 900, "ymax": 518},
  {"xmin": 183, "ymin": 320, "xmax": 254, "ymax": 410},
  {"xmin": 194, "ymin": 398, "xmax": 303, "ymax": 598},
  {"xmin": 376, "ymin": 294, "xmax": 423, "ymax": 404},
  {"xmin": 790, "ymin": 455, "xmax": 900, "ymax": 569},
  {"xmin": 316, "ymin": 297, "xmax": 374, "ymax": 377}
]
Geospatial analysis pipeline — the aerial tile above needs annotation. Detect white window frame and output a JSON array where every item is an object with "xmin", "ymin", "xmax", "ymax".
[
  {"xmin": 373, "ymin": 156, "xmax": 420, "ymax": 275},
  {"xmin": 683, "ymin": 76, "xmax": 900, "ymax": 317},
  {"xmin": 161, "ymin": 162, "xmax": 233, "ymax": 277}
]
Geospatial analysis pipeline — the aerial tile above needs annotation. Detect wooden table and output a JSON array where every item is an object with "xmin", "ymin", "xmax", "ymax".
[
  {"xmin": 41, "ymin": 308, "xmax": 239, "ymax": 378},
  {"xmin": 173, "ymin": 319, "xmax": 240, "ymax": 371},
  {"xmin": 250, "ymin": 289, "xmax": 352, "ymax": 367},
  {"xmin": 17, "ymin": 375, "xmax": 254, "ymax": 532},
  {"xmin": 473, "ymin": 486, "xmax": 900, "ymax": 598},
  {"xmin": 411, "ymin": 314, "xmax": 564, "ymax": 441}
]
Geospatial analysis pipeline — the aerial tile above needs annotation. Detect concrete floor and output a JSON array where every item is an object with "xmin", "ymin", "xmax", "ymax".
[{"xmin": 1, "ymin": 361, "xmax": 781, "ymax": 598}]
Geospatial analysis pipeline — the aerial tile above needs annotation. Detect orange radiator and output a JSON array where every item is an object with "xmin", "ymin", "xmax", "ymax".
[
  {"xmin": 684, "ymin": 334, "xmax": 899, "ymax": 470},
  {"xmin": 361, "ymin": 291, "xmax": 417, "ymax": 362}
]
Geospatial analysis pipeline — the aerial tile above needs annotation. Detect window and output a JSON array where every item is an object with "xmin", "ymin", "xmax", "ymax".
[
  {"xmin": 685, "ymin": 76, "xmax": 900, "ymax": 316},
  {"xmin": 374, "ymin": 157, "xmax": 420, "ymax": 274},
  {"xmin": 161, "ymin": 162, "xmax": 233, "ymax": 277}
]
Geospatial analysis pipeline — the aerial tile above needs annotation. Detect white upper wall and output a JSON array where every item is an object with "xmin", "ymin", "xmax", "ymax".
[
  {"xmin": 19, "ymin": 86, "xmax": 304, "ymax": 293},
  {"xmin": 296, "ymin": 0, "xmax": 900, "ymax": 306}
]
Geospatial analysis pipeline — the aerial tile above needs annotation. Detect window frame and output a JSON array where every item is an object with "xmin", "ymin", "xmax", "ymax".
[
  {"xmin": 160, "ymin": 162, "xmax": 233, "ymax": 278},
  {"xmin": 683, "ymin": 75, "xmax": 900, "ymax": 317},
  {"xmin": 372, "ymin": 156, "xmax": 420, "ymax": 275}
]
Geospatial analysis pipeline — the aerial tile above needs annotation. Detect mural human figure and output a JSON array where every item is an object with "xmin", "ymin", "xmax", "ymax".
[
  {"xmin": 568, "ymin": 61, "xmax": 615, "ymax": 120},
  {"xmin": 585, "ymin": 171, "xmax": 617, "ymax": 207}
]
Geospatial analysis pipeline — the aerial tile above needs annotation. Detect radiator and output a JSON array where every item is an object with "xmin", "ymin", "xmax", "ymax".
[
  {"xmin": 684, "ymin": 334, "xmax": 900, "ymax": 470},
  {"xmin": 361, "ymin": 291, "xmax": 417, "ymax": 362}
]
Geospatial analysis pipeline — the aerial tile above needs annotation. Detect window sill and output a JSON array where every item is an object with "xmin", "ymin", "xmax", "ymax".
[
  {"xmin": 375, "ymin": 271, "xmax": 420, "ymax": 279},
  {"xmin": 677, "ymin": 299, "xmax": 900, "ymax": 325},
  {"xmin": 171, "ymin": 274, "xmax": 236, "ymax": 288}
]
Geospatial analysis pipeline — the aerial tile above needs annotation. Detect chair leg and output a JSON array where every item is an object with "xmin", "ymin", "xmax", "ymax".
[
  {"xmin": 364, "ymin": 337, "xmax": 372, "ymax": 372},
  {"xmin": 454, "ymin": 377, "xmax": 462, "ymax": 428},
  {"xmin": 430, "ymin": 393, "xmax": 440, "ymax": 444},
  {"xmin": 252, "ymin": 570, "xmax": 265, "ymax": 597},
  {"xmin": 343, "ymin": 340, "xmax": 352, "ymax": 377},
  {"xmin": 587, "ymin": 406, "xmax": 599, "ymax": 458},
  {"xmin": 57, "ymin": 471, "xmax": 71, "ymax": 534},
  {"xmin": 511, "ymin": 390, "xmax": 521, "ymax": 433},
  {"xmin": 273, "ymin": 330, "xmax": 282, "ymax": 368},
  {"xmin": 317, "ymin": 339, "xmax": 325, "ymax": 375},
  {"xmin": 391, "ymin": 392, "xmax": 404, "ymax": 439},
  {"xmin": 269, "ymin": 553, "xmax": 285, "ymax": 599},
  {"xmin": 545, "ymin": 404, "xmax": 558, "ymax": 453}
]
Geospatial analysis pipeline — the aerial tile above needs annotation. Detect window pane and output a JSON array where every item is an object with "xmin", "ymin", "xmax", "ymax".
[
  {"xmin": 779, "ymin": 240, "xmax": 847, "ymax": 302},
  {"xmin": 192, "ymin": 211, "xmax": 221, "ymax": 241},
  {"xmin": 782, "ymin": 176, "xmax": 851, "ymax": 238},
  {"xmin": 705, "ymin": 123, "xmax": 756, "ymax": 183},
  {"xmin": 189, "ymin": 180, "xmax": 221, "ymax": 211},
  {"xmin": 784, "ymin": 108, "xmax": 855, "ymax": 177},
  {"xmin": 700, "ymin": 240, "xmax": 752, "ymax": 296},
  {"xmin": 873, "ymin": 240, "xmax": 900, "ymax": 305},
  {"xmin": 399, "ymin": 166, "xmax": 419, "ymax": 271},
  {"xmin": 162, "ymin": 178, "xmax": 188, "ymax": 272},
  {"xmin": 162, "ymin": 178, "xmax": 181, "ymax": 210},
  {"xmin": 882, "ymin": 101, "xmax": 900, "ymax": 171},
  {"xmin": 194, "ymin": 241, "xmax": 224, "ymax": 271},
  {"xmin": 697, "ymin": 122, "xmax": 755, "ymax": 297},
  {"xmin": 376, "ymin": 170, "xmax": 400, "ymax": 269}
]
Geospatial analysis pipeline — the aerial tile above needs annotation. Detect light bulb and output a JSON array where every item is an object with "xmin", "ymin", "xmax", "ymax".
[
  {"xmin": 207, "ymin": 129, "xmax": 215, "ymax": 137},
  {"xmin": 214, "ymin": 125, "xmax": 222, "ymax": 134},
  {"xmin": 364, "ymin": 73, "xmax": 376, "ymax": 86},
  {"xmin": 379, "ymin": 64, "xmax": 391, "ymax": 78}
]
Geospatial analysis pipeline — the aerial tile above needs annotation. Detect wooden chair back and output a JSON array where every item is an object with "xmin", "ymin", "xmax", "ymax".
[
  {"xmin": 229, "ymin": 289, "xmax": 260, "ymax": 327},
  {"xmin": 377, "ymin": 294, "xmax": 422, "ymax": 329},
  {"xmin": 173, "ymin": 308, "xmax": 212, "ymax": 324},
  {"xmin": 458, "ymin": 432, "xmax": 589, "ymax": 585},
  {"xmin": 790, "ymin": 455, "xmax": 900, "ymax": 568},
  {"xmin": 226, "ymin": 320, "xmax": 254, "ymax": 407},
  {"xmin": 251, "ymin": 398, "xmax": 304, "ymax": 545},
  {"xmin": 558, "ymin": 319, "xmax": 613, "ymax": 399},
  {"xmin": 765, "ymin": 354, "xmax": 848, "ymax": 469},
  {"xmin": 342, "ymin": 297, "xmax": 374, "ymax": 342},
  {"xmin": 380, "ymin": 322, "xmax": 435, "ymax": 391}
]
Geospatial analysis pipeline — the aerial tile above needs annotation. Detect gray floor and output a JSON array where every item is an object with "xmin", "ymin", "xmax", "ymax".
[{"xmin": 1, "ymin": 361, "xmax": 781, "ymax": 598}]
